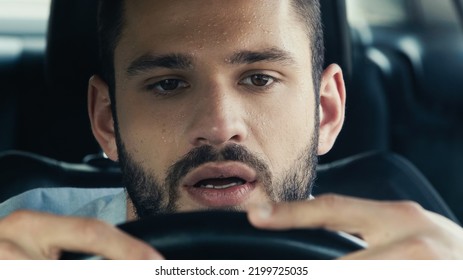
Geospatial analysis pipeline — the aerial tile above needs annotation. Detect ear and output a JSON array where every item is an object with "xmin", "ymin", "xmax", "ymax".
[
  {"xmin": 317, "ymin": 64, "xmax": 346, "ymax": 155},
  {"xmin": 88, "ymin": 75, "xmax": 119, "ymax": 161}
]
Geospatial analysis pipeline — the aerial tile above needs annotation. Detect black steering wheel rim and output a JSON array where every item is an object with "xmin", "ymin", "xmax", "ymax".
[{"xmin": 62, "ymin": 211, "xmax": 365, "ymax": 260}]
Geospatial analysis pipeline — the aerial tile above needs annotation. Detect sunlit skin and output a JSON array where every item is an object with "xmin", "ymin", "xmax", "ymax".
[{"xmin": 89, "ymin": 0, "xmax": 345, "ymax": 216}]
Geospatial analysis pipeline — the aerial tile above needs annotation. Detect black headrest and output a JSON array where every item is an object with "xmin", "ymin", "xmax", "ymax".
[
  {"xmin": 0, "ymin": 150, "xmax": 458, "ymax": 225},
  {"xmin": 45, "ymin": 0, "xmax": 98, "ymax": 91},
  {"xmin": 320, "ymin": 0, "xmax": 351, "ymax": 76},
  {"xmin": 45, "ymin": 0, "xmax": 351, "ymax": 92}
]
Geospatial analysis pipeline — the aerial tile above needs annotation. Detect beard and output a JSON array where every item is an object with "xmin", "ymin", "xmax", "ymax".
[{"xmin": 115, "ymin": 129, "xmax": 319, "ymax": 219}]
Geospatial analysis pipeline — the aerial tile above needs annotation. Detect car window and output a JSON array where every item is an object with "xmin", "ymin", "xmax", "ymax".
[
  {"xmin": 0, "ymin": 0, "xmax": 51, "ymax": 35},
  {"xmin": 346, "ymin": 0, "xmax": 410, "ymax": 27},
  {"xmin": 347, "ymin": 0, "xmax": 462, "ymax": 31},
  {"xmin": 420, "ymin": 0, "xmax": 461, "ymax": 31}
]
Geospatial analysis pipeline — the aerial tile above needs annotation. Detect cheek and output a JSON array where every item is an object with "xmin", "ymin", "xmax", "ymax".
[
  {"xmin": 252, "ymin": 88, "xmax": 316, "ymax": 171},
  {"xmin": 115, "ymin": 91, "xmax": 186, "ymax": 175}
]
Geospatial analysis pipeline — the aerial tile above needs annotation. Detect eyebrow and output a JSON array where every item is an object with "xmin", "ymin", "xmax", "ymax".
[
  {"xmin": 126, "ymin": 53, "xmax": 194, "ymax": 76},
  {"xmin": 126, "ymin": 48, "xmax": 296, "ymax": 77},
  {"xmin": 228, "ymin": 48, "xmax": 296, "ymax": 65}
]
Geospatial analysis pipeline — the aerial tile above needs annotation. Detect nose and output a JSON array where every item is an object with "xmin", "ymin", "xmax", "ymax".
[{"xmin": 186, "ymin": 84, "xmax": 249, "ymax": 147}]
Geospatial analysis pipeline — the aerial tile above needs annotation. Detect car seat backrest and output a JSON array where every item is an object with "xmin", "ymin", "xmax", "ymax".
[
  {"xmin": 319, "ymin": 2, "xmax": 389, "ymax": 163},
  {"xmin": 321, "ymin": 0, "xmax": 352, "ymax": 75},
  {"xmin": 350, "ymin": 8, "xmax": 463, "ymax": 223}
]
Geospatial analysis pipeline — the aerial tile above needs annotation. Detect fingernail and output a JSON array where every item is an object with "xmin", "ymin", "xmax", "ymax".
[{"xmin": 256, "ymin": 202, "xmax": 273, "ymax": 220}]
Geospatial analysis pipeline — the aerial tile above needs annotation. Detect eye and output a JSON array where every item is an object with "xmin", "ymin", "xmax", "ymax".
[
  {"xmin": 147, "ymin": 79, "xmax": 189, "ymax": 93},
  {"xmin": 240, "ymin": 74, "xmax": 276, "ymax": 87}
]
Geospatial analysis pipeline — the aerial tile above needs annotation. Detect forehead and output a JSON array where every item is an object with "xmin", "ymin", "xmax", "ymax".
[{"xmin": 115, "ymin": 0, "xmax": 310, "ymax": 65}]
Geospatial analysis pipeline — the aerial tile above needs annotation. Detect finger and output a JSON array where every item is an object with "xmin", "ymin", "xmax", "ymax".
[
  {"xmin": 247, "ymin": 194, "xmax": 430, "ymax": 245},
  {"xmin": 0, "ymin": 211, "xmax": 163, "ymax": 260},
  {"xmin": 0, "ymin": 240, "xmax": 33, "ymax": 260},
  {"xmin": 48, "ymin": 218, "xmax": 164, "ymax": 260},
  {"xmin": 248, "ymin": 194, "xmax": 381, "ymax": 231}
]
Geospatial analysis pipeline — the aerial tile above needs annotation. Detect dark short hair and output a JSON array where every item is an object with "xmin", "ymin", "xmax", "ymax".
[{"xmin": 97, "ymin": 0, "xmax": 324, "ymax": 109}]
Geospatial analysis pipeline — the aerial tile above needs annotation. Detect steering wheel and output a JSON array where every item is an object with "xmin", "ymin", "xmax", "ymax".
[{"xmin": 61, "ymin": 211, "xmax": 366, "ymax": 260}]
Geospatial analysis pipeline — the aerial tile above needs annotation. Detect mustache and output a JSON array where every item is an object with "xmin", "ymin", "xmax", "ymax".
[{"xmin": 165, "ymin": 144, "xmax": 272, "ymax": 189}]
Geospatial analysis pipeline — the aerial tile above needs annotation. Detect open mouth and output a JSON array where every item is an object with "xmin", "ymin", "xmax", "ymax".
[
  {"xmin": 193, "ymin": 177, "xmax": 247, "ymax": 189},
  {"xmin": 181, "ymin": 162, "xmax": 258, "ymax": 207}
]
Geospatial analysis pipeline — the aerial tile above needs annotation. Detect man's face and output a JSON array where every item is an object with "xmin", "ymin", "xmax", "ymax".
[{"xmin": 111, "ymin": 0, "xmax": 321, "ymax": 217}]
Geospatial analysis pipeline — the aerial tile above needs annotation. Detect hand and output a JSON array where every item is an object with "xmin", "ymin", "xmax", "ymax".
[
  {"xmin": 248, "ymin": 194, "xmax": 463, "ymax": 259},
  {"xmin": 0, "ymin": 210, "xmax": 163, "ymax": 259}
]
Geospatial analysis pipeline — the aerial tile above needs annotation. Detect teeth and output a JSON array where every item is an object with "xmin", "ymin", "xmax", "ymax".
[{"xmin": 200, "ymin": 182, "xmax": 241, "ymax": 189}]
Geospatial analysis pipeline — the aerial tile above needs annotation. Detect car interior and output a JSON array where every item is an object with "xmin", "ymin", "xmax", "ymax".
[{"xmin": 0, "ymin": 0, "xmax": 462, "ymax": 249}]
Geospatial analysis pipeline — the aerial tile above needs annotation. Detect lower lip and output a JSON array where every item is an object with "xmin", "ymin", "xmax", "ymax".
[{"xmin": 185, "ymin": 182, "xmax": 256, "ymax": 207}]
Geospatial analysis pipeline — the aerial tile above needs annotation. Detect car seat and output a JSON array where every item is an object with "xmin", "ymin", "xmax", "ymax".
[{"xmin": 348, "ymin": 0, "xmax": 463, "ymax": 223}]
